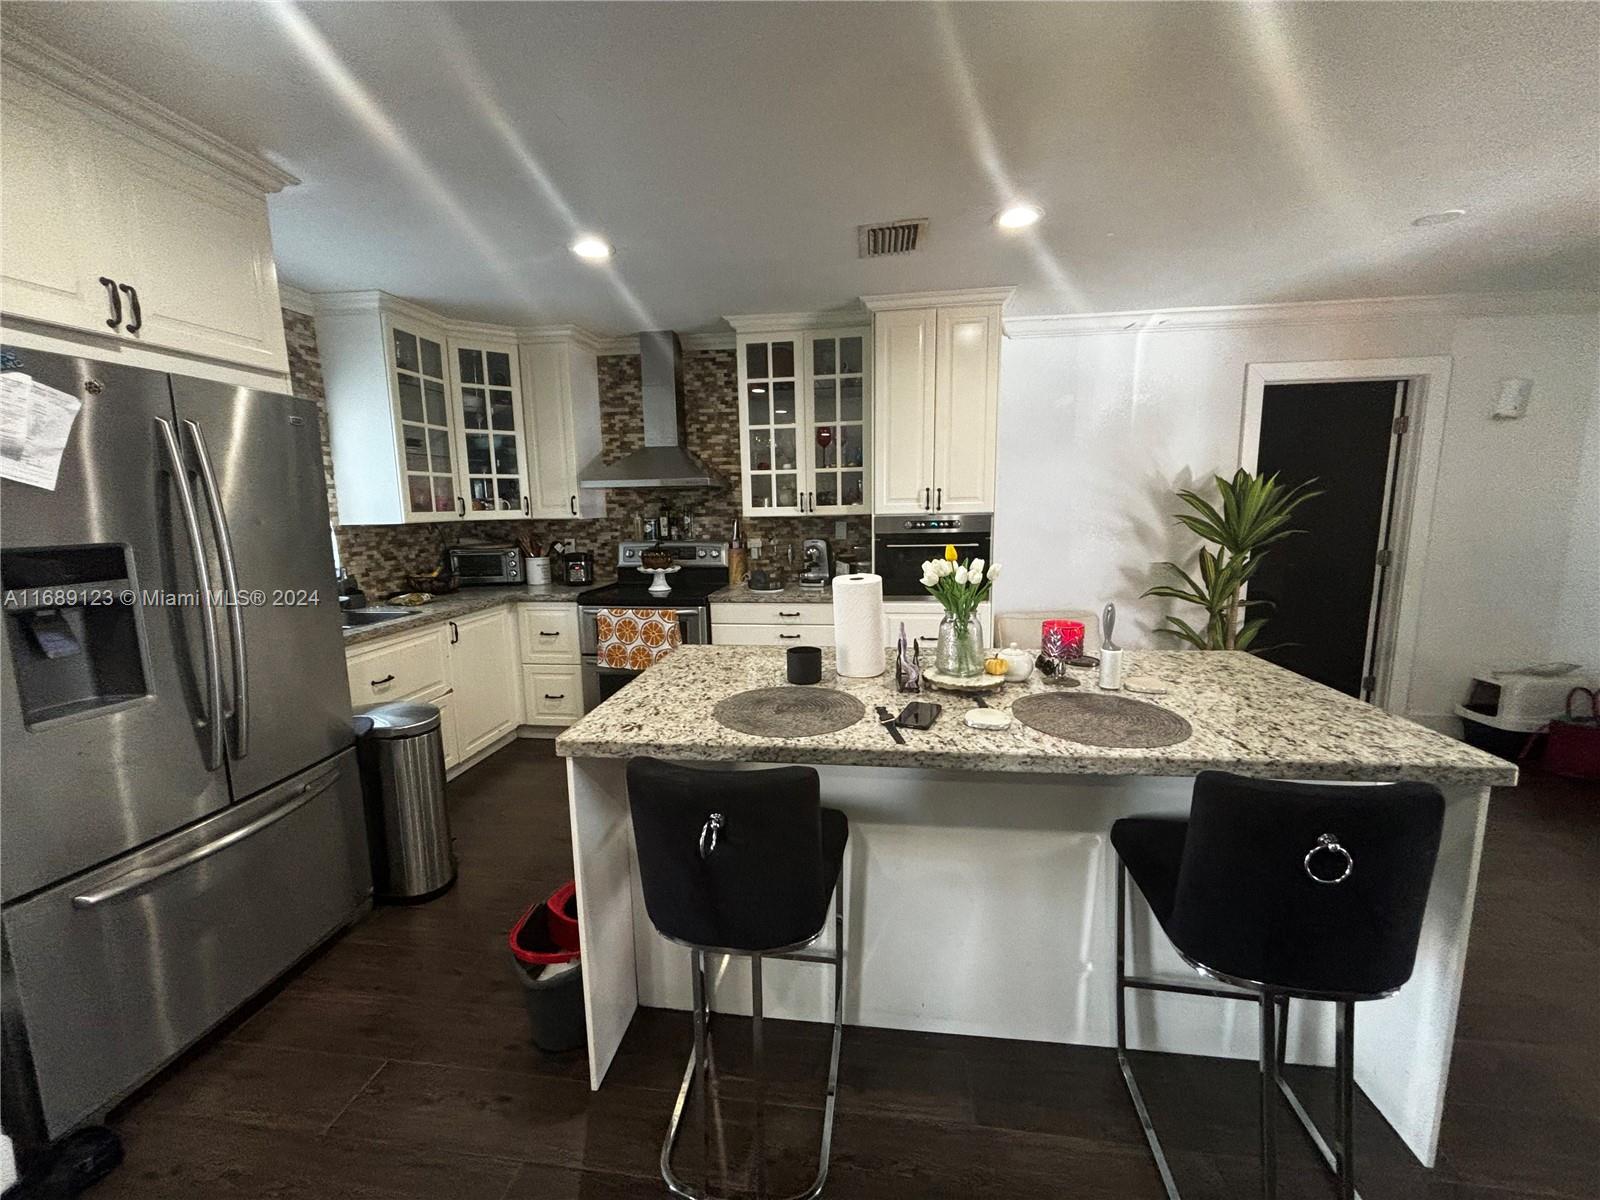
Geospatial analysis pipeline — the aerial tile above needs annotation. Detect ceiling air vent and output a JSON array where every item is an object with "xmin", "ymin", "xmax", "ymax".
[{"xmin": 858, "ymin": 218, "xmax": 928, "ymax": 258}]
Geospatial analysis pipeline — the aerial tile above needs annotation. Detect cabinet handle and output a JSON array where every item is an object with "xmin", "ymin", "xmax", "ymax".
[
  {"xmin": 370, "ymin": 674, "xmax": 395, "ymax": 687},
  {"xmin": 456, "ymin": 496, "xmax": 466, "ymax": 517},
  {"xmin": 543, "ymin": 693, "xmax": 566, "ymax": 700},
  {"xmin": 522, "ymin": 495, "xmax": 530, "ymax": 515},
  {"xmin": 778, "ymin": 611, "xmax": 801, "ymax": 617},
  {"xmin": 538, "ymin": 630, "xmax": 560, "ymax": 637},
  {"xmin": 923, "ymin": 487, "xmax": 931, "ymax": 511},
  {"xmin": 449, "ymin": 621, "xmax": 459, "ymax": 644},
  {"xmin": 99, "ymin": 277, "xmax": 122, "ymax": 329},
  {"xmin": 119, "ymin": 284, "xmax": 143, "ymax": 334},
  {"xmin": 778, "ymin": 633, "xmax": 801, "ymax": 640},
  {"xmin": 936, "ymin": 487, "xmax": 942, "ymax": 511},
  {"xmin": 570, "ymin": 494, "xmax": 577, "ymax": 515}
]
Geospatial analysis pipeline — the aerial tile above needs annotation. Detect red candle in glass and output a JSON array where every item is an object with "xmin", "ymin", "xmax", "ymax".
[{"xmin": 1041, "ymin": 620, "xmax": 1085, "ymax": 659}]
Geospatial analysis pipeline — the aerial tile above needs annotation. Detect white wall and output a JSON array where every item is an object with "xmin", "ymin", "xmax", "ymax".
[{"xmin": 992, "ymin": 297, "xmax": 1599, "ymax": 727}]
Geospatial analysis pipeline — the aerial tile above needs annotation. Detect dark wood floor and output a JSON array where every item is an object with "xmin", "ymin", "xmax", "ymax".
[{"xmin": 93, "ymin": 740, "xmax": 1598, "ymax": 1199}]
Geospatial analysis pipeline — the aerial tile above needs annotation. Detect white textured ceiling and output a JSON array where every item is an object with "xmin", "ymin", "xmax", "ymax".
[{"xmin": 7, "ymin": 1, "xmax": 1597, "ymax": 333}]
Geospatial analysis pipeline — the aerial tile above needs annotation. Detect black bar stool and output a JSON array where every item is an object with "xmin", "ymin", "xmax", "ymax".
[
  {"xmin": 1111, "ymin": 770, "xmax": 1444, "ymax": 1200},
  {"xmin": 628, "ymin": 757, "xmax": 848, "ymax": 1200}
]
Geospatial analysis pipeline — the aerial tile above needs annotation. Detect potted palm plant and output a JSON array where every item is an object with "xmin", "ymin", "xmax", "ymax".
[{"xmin": 1143, "ymin": 469, "xmax": 1320, "ymax": 650}]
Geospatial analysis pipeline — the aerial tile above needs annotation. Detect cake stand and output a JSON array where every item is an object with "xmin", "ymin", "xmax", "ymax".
[{"xmin": 637, "ymin": 565, "xmax": 681, "ymax": 596}]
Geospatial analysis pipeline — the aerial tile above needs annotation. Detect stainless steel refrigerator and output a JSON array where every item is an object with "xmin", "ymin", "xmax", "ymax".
[{"xmin": 0, "ymin": 347, "xmax": 369, "ymax": 1144}]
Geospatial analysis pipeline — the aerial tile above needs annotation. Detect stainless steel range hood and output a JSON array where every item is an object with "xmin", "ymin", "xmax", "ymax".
[{"xmin": 578, "ymin": 331, "xmax": 716, "ymax": 489}]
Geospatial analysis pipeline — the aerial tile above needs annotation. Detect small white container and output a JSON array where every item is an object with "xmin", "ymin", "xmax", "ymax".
[
  {"xmin": 1097, "ymin": 647, "xmax": 1124, "ymax": 691},
  {"xmin": 526, "ymin": 556, "xmax": 552, "ymax": 587}
]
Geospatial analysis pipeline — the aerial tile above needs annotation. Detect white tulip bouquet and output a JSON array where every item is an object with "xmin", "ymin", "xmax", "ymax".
[{"xmin": 921, "ymin": 545, "xmax": 1001, "ymax": 676}]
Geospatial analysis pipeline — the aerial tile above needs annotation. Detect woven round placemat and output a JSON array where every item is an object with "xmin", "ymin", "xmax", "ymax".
[
  {"xmin": 1011, "ymin": 692, "xmax": 1193, "ymax": 748},
  {"xmin": 712, "ymin": 687, "xmax": 866, "ymax": 738}
]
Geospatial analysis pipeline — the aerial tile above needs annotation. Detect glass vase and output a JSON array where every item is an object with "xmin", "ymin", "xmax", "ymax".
[{"xmin": 936, "ymin": 613, "xmax": 985, "ymax": 678}]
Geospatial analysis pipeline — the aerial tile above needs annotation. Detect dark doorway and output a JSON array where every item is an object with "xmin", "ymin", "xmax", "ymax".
[{"xmin": 1250, "ymin": 379, "xmax": 1406, "ymax": 699}]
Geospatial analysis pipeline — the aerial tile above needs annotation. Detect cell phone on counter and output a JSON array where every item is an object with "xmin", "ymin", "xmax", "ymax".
[{"xmin": 896, "ymin": 701, "xmax": 943, "ymax": 730}]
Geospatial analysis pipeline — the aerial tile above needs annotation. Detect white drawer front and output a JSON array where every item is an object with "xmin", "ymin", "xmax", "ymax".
[
  {"xmin": 524, "ymin": 665, "xmax": 583, "ymax": 722},
  {"xmin": 711, "ymin": 602, "xmax": 833, "ymax": 626},
  {"xmin": 519, "ymin": 605, "xmax": 580, "ymax": 662},
  {"xmin": 713, "ymin": 622, "xmax": 835, "ymax": 648},
  {"xmin": 346, "ymin": 627, "xmax": 448, "ymax": 706}
]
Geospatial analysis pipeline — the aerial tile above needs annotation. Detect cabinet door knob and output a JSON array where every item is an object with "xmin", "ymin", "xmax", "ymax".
[
  {"xmin": 119, "ymin": 284, "xmax": 143, "ymax": 334},
  {"xmin": 99, "ymin": 277, "xmax": 122, "ymax": 329}
]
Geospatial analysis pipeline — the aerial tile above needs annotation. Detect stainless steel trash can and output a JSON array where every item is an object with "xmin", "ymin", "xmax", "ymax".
[{"xmin": 353, "ymin": 702, "xmax": 456, "ymax": 902}]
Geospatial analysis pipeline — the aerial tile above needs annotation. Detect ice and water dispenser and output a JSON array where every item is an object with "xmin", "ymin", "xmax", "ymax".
[{"xmin": 1, "ymin": 544, "xmax": 149, "ymax": 726}]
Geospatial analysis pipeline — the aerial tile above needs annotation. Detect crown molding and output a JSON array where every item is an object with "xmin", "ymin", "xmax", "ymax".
[
  {"xmin": 277, "ymin": 284, "xmax": 317, "ymax": 316},
  {"xmin": 593, "ymin": 331, "xmax": 735, "ymax": 356},
  {"xmin": 860, "ymin": 287, "xmax": 1016, "ymax": 313},
  {"xmin": 1003, "ymin": 290, "xmax": 1600, "ymax": 339},
  {"xmin": 724, "ymin": 308, "xmax": 869, "ymax": 335},
  {"xmin": 1, "ymin": 27, "xmax": 299, "ymax": 195},
  {"xmin": 520, "ymin": 324, "xmax": 607, "ymax": 353}
]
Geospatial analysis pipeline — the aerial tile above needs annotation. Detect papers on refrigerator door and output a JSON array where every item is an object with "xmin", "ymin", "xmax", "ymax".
[{"xmin": 0, "ymin": 372, "xmax": 82, "ymax": 491}]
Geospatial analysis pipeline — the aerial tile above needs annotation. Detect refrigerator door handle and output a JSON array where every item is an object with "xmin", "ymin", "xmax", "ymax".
[
  {"xmin": 182, "ymin": 418, "xmax": 249, "ymax": 760},
  {"xmin": 70, "ymin": 764, "xmax": 344, "ymax": 909},
  {"xmin": 155, "ymin": 417, "xmax": 225, "ymax": 772}
]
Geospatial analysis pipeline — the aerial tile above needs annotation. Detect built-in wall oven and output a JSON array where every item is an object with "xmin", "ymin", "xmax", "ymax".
[
  {"xmin": 872, "ymin": 513, "xmax": 992, "ymax": 598},
  {"xmin": 576, "ymin": 541, "xmax": 727, "ymax": 710}
]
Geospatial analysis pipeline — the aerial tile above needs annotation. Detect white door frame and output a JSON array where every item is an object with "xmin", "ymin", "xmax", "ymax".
[{"xmin": 1240, "ymin": 356, "xmax": 1453, "ymax": 719}]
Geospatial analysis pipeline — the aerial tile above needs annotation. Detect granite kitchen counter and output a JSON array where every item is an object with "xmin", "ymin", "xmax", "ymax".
[
  {"xmin": 555, "ymin": 644, "xmax": 1514, "ymax": 786},
  {"xmin": 708, "ymin": 582, "xmax": 834, "ymax": 603},
  {"xmin": 341, "ymin": 583, "xmax": 599, "ymax": 646}
]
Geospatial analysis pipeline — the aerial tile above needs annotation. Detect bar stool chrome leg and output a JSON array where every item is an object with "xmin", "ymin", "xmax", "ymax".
[
  {"xmin": 660, "ymin": 883, "xmax": 845, "ymax": 1200},
  {"xmin": 1259, "ymin": 989, "xmax": 1279, "ymax": 1200}
]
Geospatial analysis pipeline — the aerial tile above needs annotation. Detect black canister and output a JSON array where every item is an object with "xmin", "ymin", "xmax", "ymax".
[{"xmin": 787, "ymin": 645, "xmax": 822, "ymax": 685}]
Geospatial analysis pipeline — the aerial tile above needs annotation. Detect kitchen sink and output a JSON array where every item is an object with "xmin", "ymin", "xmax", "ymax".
[{"xmin": 340, "ymin": 607, "xmax": 418, "ymax": 628}]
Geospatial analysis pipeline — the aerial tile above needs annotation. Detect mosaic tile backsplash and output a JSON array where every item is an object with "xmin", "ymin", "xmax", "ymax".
[{"xmin": 283, "ymin": 310, "xmax": 869, "ymax": 598}]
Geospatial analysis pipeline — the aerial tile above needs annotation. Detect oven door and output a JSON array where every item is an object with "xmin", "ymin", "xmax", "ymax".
[
  {"xmin": 873, "ymin": 536, "xmax": 991, "ymax": 598},
  {"xmin": 578, "ymin": 605, "xmax": 708, "ymax": 711}
]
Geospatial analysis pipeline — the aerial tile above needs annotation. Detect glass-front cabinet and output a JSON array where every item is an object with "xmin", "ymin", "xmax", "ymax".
[
  {"xmin": 382, "ymin": 314, "xmax": 529, "ymax": 522},
  {"xmin": 452, "ymin": 338, "xmax": 530, "ymax": 517},
  {"xmin": 389, "ymin": 317, "xmax": 459, "ymax": 522},
  {"xmin": 736, "ymin": 327, "xmax": 870, "ymax": 516}
]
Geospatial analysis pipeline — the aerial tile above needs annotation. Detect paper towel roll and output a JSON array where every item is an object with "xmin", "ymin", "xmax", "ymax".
[{"xmin": 833, "ymin": 573, "xmax": 886, "ymax": 678}]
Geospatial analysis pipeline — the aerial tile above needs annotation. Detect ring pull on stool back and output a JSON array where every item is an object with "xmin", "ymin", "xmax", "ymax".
[
  {"xmin": 628, "ymin": 757, "xmax": 849, "ymax": 1200},
  {"xmin": 1110, "ymin": 769, "xmax": 1444, "ymax": 1200}
]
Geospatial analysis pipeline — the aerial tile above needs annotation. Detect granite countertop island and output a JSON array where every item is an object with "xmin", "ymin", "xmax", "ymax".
[
  {"xmin": 560, "ymin": 643, "xmax": 1510, "ymax": 1166},
  {"xmin": 342, "ymin": 582, "xmax": 597, "ymax": 646},
  {"xmin": 555, "ymin": 644, "xmax": 1514, "ymax": 786}
]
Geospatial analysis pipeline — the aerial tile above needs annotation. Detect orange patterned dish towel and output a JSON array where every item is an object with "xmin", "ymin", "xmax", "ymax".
[{"xmin": 596, "ymin": 608, "xmax": 682, "ymax": 670}]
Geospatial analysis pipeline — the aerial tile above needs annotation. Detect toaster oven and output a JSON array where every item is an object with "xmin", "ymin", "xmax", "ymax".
[{"xmin": 446, "ymin": 544, "xmax": 523, "ymax": 586}]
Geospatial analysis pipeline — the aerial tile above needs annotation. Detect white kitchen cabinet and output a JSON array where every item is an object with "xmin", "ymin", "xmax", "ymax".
[
  {"xmin": 451, "ymin": 335, "xmax": 531, "ymax": 517},
  {"xmin": 732, "ymin": 327, "xmax": 871, "ymax": 517},
  {"xmin": 446, "ymin": 608, "xmax": 521, "ymax": 760},
  {"xmin": 322, "ymin": 298, "xmax": 609, "ymax": 525},
  {"xmin": 0, "ymin": 36, "xmax": 291, "ymax": 376},
  {"xmin": 869, "ymin": 309, "xmax": 938, "ymax": 515},
  {"xmin": 433, "ymin": 688, "xmax": 463, "ymax": 769},
  {"xmin": 883, "ymin": 601, "xmax": 992, "ymax": 650},
  {"xmin": 520, "ymin": 333, "xmax": 607, "ymax": 519},
  {"xmin": 713, "ymin": 622, "xmax": 835, "ymax": 649},
  {"xmin": 524, "ymin": 665, "xmax": 584, "ymax": 723},
  {"xmin": 866, "ymin": 294, "xmax": 1006, "ymax": 515}
]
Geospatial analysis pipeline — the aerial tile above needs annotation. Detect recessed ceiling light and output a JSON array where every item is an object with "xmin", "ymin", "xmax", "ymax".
[
  {"xmin": 995, "ymin": 203, "xmax": 1043, "ymax": 230},
  {"xmin": 571, "ymin": 235, "xmax": 613, "ymax": 260},
  {"xmin": 1411, "ymin": 209, "xmax": 1466, "ymax": 227}
]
